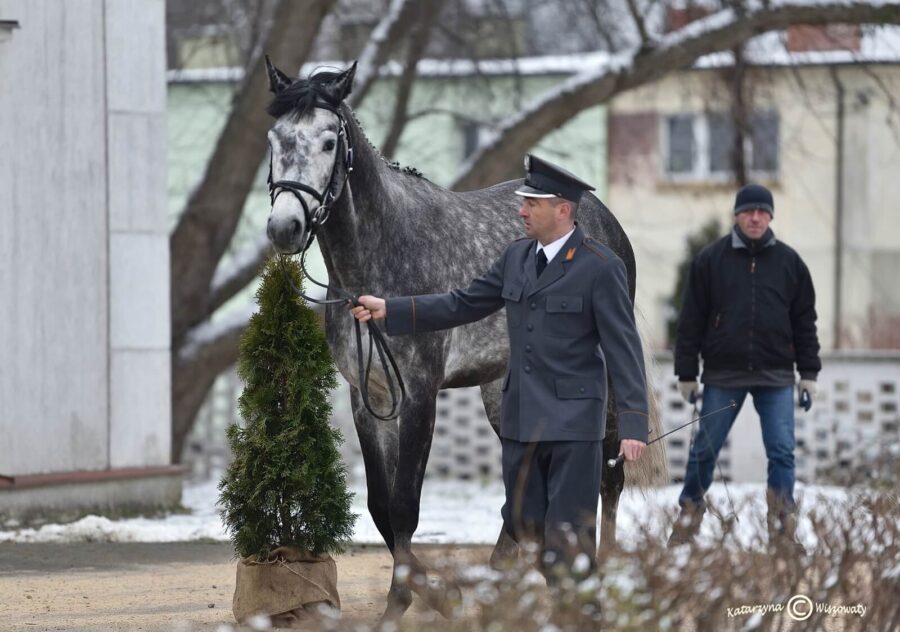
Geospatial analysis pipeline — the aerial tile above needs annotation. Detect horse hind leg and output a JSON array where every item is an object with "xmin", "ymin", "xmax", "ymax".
[
  {"xmin": 479, "ymin": 378, "xmax": 519, "ymax": 569},
  {"xmin": 599, "ymin": 410, "xmax": 624, "ymax": 563}
]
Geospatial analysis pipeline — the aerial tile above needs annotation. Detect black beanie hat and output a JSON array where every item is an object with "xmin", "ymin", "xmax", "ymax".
[{"xmin": 734, "ymin": 184, "xmax": 774, "ymax": 216}]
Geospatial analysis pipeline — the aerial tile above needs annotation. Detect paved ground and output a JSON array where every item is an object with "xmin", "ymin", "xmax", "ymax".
[{"xmin": 0, "ymin": 542, "xmax": 493, "ymax": 631}]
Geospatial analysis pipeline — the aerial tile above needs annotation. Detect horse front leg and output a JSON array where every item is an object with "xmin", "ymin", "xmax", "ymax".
[
  {"xmin": 350, "ymin": 387, "xmax": 399, "ymax": 552},
  {"xmin": 380, "ymin": 381, "xmax": 462, "ymax": 624}
]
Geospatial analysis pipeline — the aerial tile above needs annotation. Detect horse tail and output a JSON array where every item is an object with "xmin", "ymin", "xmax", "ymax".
[{"xmin": 624, "ymin": 306, "xmax": 669, "ymax": 489}]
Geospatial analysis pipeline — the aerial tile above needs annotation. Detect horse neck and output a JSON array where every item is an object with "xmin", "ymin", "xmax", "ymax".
[{"xmin": 316, "ymin": 106, "xmax": 396, "ymax": 292}]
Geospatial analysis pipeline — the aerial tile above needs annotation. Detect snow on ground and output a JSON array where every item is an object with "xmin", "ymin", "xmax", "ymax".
[{"xmin": 0, "ymin": 480, "xmax": 857, "ymax": 547}]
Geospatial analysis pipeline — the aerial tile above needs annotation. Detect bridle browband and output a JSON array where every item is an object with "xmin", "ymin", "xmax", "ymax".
[{"xmin": 269, "ymin": 100, "xmax": 405, "ymax": 422}]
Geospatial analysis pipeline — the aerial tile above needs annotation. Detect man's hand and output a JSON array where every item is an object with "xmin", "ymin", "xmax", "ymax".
[
  {"xmin": 619, "ymin": 439, "xmax": 646, "ymax": 463},
  {"xmin": 678, "ymin": 380, "xmax": 700, "ymax": 404},
  {"xmin": 798, "ymin": 379, "xmax": 817, "ymax": 412},
  {"xmin": 350, "ymin": 295, "xmax": 386, "ymax": 322}
]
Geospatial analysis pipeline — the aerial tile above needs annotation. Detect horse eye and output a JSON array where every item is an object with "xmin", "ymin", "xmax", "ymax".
[{"xmin": 323, "ymin": 139, "xmax": 336, "ymax": 152}]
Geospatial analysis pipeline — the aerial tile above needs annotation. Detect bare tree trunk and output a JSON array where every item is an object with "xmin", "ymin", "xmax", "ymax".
[
  {"xmin": 169, "ymin": 0, "xmax": 443, "ymax": 461},
  {"xmin": 169, "ymin": 0, "xmax": 334, "ymax": 461},
  {"xmin": 726, "ymin": 45, "xmax": 750, "ymax": 186},
  {"xmin": 170, "ymin": 0, "xmax": 334, "ymax": 348}
]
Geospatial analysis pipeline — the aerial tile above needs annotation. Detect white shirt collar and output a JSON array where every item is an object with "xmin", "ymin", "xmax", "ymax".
[{"xmin": 536, "ymin": 226, "xmax": 576, "ymax": 264}]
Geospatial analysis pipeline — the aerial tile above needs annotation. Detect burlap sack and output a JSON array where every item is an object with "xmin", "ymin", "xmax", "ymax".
[{"xmin": 233, "ymin": 546, "xmax": 340, "ymax": 628}]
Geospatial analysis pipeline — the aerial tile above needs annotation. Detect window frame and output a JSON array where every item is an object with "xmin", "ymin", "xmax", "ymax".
[{"xmin": 659, "ymin": 110, "xmax": 780, "ymax": 183}]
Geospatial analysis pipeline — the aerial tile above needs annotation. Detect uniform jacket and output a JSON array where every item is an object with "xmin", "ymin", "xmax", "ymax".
[
  {"xmin": 674, "ymin": 230, "xmax": 821, "ymax": 380},
  {"xmin": 384, "ymin": 225, "xmax": 649, "ymax": 443}
]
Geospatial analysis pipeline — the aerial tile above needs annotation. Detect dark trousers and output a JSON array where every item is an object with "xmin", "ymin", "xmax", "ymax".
[{"xmin": 501, "ymin": 438, "xmax": 601, "ymax": 577}]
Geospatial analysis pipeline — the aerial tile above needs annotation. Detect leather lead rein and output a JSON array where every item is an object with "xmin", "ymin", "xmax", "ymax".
[{"xmin": 270, "ymin": 103, "xmax": 405, "ymax": 421}]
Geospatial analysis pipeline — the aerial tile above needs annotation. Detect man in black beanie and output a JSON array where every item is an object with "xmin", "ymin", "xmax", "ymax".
[{"xmin": 668, "ymin": 183, "xmax": 821, "ymax": 555}]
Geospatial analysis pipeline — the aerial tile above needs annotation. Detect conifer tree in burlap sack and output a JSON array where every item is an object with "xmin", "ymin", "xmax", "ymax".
[{"xmin": 219, "ymin": 257, "xmax": 356, "ymax": 627}]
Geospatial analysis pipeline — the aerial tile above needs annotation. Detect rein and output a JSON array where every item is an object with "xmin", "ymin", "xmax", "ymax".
[{"xmin": 270, "ymin": 102, "xmax": 406, "ymax": 421}]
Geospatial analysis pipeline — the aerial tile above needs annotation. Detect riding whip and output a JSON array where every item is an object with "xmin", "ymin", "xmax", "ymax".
[{"xmin": 606, "ymin": 400, "xmax": 736, "ymax": 468}]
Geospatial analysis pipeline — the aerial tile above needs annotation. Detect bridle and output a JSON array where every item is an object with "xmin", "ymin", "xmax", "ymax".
[
  {"xmin": 268, "ymin": 101, "xmax": 405, "ymax": 422},
  {"xmin": 267, "ymin": 100, "xmax": 353, "ymax": 254}
]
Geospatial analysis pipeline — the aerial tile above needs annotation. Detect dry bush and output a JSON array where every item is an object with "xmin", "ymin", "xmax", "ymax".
[
  {"xmin": 449, "ymin": 491, "xmax": 896, "ymax": 631},
  {"xmin": 301, "ymin": 490, "xmax": 898, "ymax": 631}
]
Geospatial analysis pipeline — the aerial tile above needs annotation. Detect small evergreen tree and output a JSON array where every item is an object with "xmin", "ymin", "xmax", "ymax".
[
  {"xmin": 666, "ymin": 218, "xmax": 723, "ymax": 347},
  {"xmin": 219, "ymin": 257, "xmax": 356, "ymax": 560}
]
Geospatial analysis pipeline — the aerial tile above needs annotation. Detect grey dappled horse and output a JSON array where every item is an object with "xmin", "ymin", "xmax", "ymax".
[{"xmin": 263, "ymin": 60, "xmax": 664, "ymax": 621}]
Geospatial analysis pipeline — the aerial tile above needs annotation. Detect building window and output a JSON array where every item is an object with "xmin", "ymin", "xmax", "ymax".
[
  {"xmin": 665, "ymin": 115, "xmax": 694, "ymax": 175},
  {"xmin": 662, "ymin": 111, "xmax": 780, "ymax": 181}
]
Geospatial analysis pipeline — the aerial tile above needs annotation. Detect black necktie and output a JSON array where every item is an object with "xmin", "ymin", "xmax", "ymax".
[{"xmin": 536, "ymin": 249, "xmax": 548, "ymax": 277}]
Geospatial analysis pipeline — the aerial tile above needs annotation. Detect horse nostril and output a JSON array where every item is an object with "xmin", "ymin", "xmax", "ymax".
[{"xmin": 290, "ymin": 219, "xmax": 302, "ymax": 240}]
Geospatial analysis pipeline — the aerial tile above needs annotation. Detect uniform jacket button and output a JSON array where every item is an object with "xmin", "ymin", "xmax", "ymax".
[
  {"xmin": 561, "ymin": 301, "xmax": 568, "ymax": 308},
  {"xmin": 526, "ymin": 324, "xmax": 533, "ymax": 331},
  {"xmin": 524, "ymin": 366, "xmax": 531, "ymax": 373},
  {"xmin": 579, "ymin": 387, "xmax": 585, "ymax": 393},
  {"xmin": 530, "ymin": 302, "xmax": 537, "ymax": 309},
  {"xmin": 525, "ymin": 344, "xmax": 532, "ymax": 352}
]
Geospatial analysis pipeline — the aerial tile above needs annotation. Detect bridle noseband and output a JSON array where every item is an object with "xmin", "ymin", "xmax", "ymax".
[
  {"xmin": 267, "ymin": 100, "xmax": 354, "ymax": 254},
  {"xmin": 269, "ymin": 101, "xmax": 405, "ymax": 422}
]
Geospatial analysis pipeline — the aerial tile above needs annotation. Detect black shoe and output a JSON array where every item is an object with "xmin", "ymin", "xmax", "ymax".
[
  {"xmin": 767, "ymin": 511, "xmax": 807, "ymax": 557},
  {"xmin": 667, "ymin": 508, "xmax": 704, "ymax": 548}
]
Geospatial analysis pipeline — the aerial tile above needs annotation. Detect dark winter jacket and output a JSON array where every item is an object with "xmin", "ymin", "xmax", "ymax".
[{"xmin": 674, "ymin": 229, "xmax": 821, "ymax": 381}]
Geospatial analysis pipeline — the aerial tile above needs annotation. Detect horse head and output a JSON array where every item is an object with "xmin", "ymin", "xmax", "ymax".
[{"xmin": 264, "ymin": 57, "xmax": 356, "ymax": 254}]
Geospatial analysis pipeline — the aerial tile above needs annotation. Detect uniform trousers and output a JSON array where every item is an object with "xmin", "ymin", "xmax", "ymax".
[{"xmin": 500, "ymin": 438, "xmax": 601, "ymax": 578}]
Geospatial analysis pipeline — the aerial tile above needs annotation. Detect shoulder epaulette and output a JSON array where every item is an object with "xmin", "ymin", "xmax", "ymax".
[{"xmin": 582, "ymin": 236, "xmax": 609, "ymax": 259}]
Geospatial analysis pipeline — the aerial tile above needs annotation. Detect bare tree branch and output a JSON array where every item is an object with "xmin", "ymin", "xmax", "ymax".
[
  {"xmin": 625, "ymin": 0, "xmax": 652, "ymax": 46},
  {"xmin": 348, "ymin": 0, "xmax": 432, "ymax": 109},
  {"xmin": 208, "ymin": 235, "xmax": 271, "ymax": 317},
  {"xmin": 451, "ymin": 0, "xmax": 900, "ymax": 192},
  {"xmin": 581, "ymin": 0, "xmax": 617, "ymax": 52},
  {"xmin": 380, "ymin": 1, "xmax": 443, "ymax": 158}
]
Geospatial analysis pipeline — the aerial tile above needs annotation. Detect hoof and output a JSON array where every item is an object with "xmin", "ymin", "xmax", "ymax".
[
  {"xmin": 378, "ymin": 582, "xmax": 412, "ymax": 627},
  {"xmin": 490, "ymin": 536, "xmax": 519, "ymax": 571},
  {"xmin": 411, "ymin": 571, "xmax": 463, "ymax": 619}
]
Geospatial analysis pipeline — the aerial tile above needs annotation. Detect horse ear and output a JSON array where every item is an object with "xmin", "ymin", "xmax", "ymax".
[
  {"xmin": 265, "ymin": 55, "xmax": 293, "ymax": 94},
  {"xmin": 325, "ymin": 61, "xmax": 357, "ymax": 103}
]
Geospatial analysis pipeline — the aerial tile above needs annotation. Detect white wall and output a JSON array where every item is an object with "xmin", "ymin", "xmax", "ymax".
[
  {"xmin": 656, "ymin": 353, "xmax": 900, "ymax": 486},
  {"xmin": 0, "ymin": 0, "xmax": 169, "ymax": 476}
]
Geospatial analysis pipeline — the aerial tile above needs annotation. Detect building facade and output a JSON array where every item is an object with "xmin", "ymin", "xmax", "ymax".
[{"xmin": 607, "ymin": 34, "xmax": 900, "ymax": 351}]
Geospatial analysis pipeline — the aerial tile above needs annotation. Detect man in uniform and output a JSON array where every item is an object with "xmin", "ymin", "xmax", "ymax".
[{"xmin": 351, "ymin": 155, "xmax": 649, "ymax": 578}]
